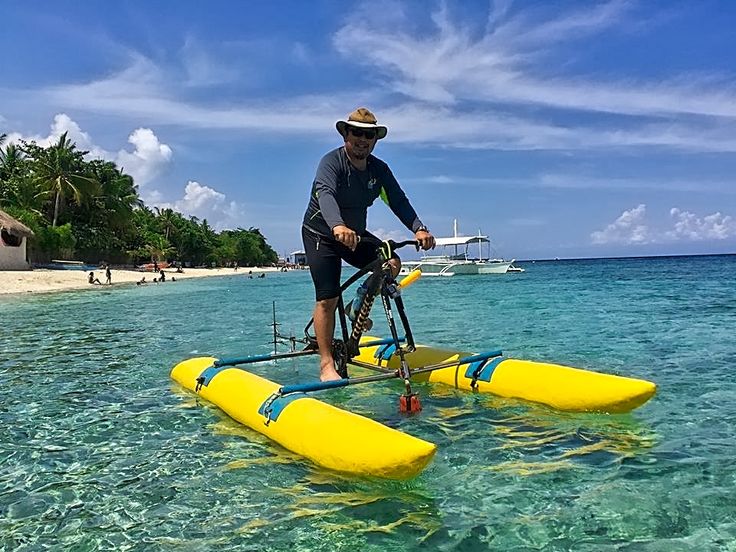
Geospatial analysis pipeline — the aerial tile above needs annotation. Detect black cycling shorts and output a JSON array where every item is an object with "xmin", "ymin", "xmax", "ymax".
[{"xmin": 302, "ymin": 226, "xmax": 399, "ymax": 301}]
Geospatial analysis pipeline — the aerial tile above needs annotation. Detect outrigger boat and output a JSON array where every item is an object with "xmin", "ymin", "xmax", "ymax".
[
  {"xmin": 399, "ymin": 220, "xmax": 515, "ymax": 276},
  {"xmin": 171, "ymin": 240, "xmax": 656, "ymax": 479}
]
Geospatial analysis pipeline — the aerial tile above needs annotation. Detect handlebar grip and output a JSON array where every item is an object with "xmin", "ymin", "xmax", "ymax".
[{"xmin": 387, "ymin": 239, "xmax": 419, "ymax": 250}]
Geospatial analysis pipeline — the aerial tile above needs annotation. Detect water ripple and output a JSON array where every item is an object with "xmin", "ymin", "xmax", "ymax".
[{"xmin": 2, "ymin": 259, "xmax": 736, "ymax": 550}]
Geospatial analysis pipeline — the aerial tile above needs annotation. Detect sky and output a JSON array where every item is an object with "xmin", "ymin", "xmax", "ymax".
[{"xmin": 2, "ymin": 0, "xmax": 735, "ymax": 260}]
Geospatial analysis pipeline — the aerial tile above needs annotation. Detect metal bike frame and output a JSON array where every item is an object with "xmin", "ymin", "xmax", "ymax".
[{"xmin": 302, "ymin": 240, "xmax": 419, "ymax": 378}]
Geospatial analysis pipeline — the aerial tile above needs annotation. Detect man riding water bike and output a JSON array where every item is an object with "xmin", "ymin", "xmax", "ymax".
[{"xmin": 302, "ymin": 107, "xmax": 435, "ymax": 381}]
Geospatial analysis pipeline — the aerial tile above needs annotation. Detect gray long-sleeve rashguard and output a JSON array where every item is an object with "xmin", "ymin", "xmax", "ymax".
[{"xmin": 302, "ymin": 147, "xmax": 424, "ymax": 238}]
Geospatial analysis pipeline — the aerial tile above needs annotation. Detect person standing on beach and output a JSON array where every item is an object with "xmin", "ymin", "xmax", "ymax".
[
  {"xmin": 105, "ymin": 265, "xmax": 112, "ymax": 285},
  {"xmin": 302, "ymin": 107, "xmax": 435, "ymax": 381}
]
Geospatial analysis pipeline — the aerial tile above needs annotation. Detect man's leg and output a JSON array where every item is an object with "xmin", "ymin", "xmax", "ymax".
[
  {"xmin": 314, "ymin": 296, "xmax": 342, "ymax": 381},
  {"xmin": 387, "ymin": 257, "xmax": 401, "ymax": 277},
  {"xmin": 302, "ymin": 227, "xmax": 344, "ymax": 381}
]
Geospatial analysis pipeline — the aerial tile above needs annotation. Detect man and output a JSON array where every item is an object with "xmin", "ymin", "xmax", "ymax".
[{"xmin": 302, "ymin": 107, "xmax": 435, "ymax": 381}]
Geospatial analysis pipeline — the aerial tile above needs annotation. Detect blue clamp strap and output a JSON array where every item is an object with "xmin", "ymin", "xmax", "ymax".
[
  {"xmin": 195, "ymin": 364, "xmax": 227, "ymax": 391},
  {"xmin": 374, "ymin": 342, "xmax": 398, "ymax": 362},
  {"xmin": 464, "ymin": 356, "xmax": 505, "ymax": 388},
  {"xmin": 258, "ymin": 392, "xmax": 306, "ymax": 425}
]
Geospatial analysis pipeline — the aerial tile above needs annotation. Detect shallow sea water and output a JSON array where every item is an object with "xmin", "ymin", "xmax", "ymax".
[{"xmin": 1, "ymin": 255, "xmax": 735, "ymax": 551}]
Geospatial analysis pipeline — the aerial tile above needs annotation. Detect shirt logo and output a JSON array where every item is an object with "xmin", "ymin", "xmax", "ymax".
[{"xmin": 368, "ymin": 178, "xmax": 377, "ymax": 189}]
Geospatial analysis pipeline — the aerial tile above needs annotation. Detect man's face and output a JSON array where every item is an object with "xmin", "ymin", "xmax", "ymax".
[{"xmin": 344, "ymin": 126, "xmax": 378, "ymax": 160}]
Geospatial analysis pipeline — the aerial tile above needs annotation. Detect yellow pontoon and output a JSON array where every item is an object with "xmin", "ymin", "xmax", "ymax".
[
  {"xmin": 354, "ymin": 337, "xmax": 656, "ymax": 413},
  {"xmin": 171, "ymin": 356, "xmax": 436, "ymax": 479},
  {"xmin": 169, "ymin": 243, "xmax": 656, "ymax": 479}
]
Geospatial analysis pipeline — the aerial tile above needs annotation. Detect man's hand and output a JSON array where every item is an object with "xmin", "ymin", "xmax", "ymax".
[
  {"xmin": 415, "ymin": 229, "xmax": 435, "ymax": 251},
  {"xmin": 333, "ymin": 224, "xmax": 360, "ymax": 250}
]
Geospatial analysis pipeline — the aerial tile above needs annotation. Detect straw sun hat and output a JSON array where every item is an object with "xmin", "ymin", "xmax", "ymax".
[{"xmin": 335, "ymin": 107, "xmax": 388, "ymax": 139}]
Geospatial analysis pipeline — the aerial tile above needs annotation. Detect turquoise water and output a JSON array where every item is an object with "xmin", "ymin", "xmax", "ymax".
[{"xmin": 2, "ymin": 256, "xmax": 735, "ymax": 551}]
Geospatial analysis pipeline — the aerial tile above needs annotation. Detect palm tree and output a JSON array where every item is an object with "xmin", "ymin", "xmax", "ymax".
[
  {"xmin": 155, "ymin": 207, "xmax": 179, "ymax": 240},
  {"xmin": 145, "ymin": 234, "xmax": 175, "ymax": 263},
  {"xmin": 0, "ymin": 142, "xmax": 26, "ymax": 181},
  {"xmin": 2, "ymin": 174, "xmax": 46, "ymax": 218},
  {"xmin": 89, "ymin": 160, "xmax": 143, "ymax": 231},
  {"xmin": 29, "ymin": 132, "xmax": 99, "ymax": 226},
  {"xmin": 0, "ymin": 141, "xmax": 40, "ymax": 215}
]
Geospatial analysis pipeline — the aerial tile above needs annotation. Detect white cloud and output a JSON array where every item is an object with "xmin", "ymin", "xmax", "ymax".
[
  {"xmin": 3, "ymin": 4, "xmax": 735, "ymax": 153},
  {"xmin": 335, "ymin": 2, "xmax": 736, "ymax": 119},
  {"xmin": 5, "ymin": 113, "xmax": 106, "ymax": 158},
  {"xmin": 154, "ymin": 180, "xmax": 244, "ymax": 231},
  {"xmin": 39, "ymin": 56, "xmax": 347, "ymax": 134},
  {"xmin": 368, "ymin": 227, "xmax": 406, "ymax": 243},
  {"xmin": 4, "ymin": 114, "xmax": 172, "ymax": 187},
  {"xmin": 538, "ymin": 173, "xmax": 734, "ymax": 193},
  {"xmin": 3, "ymin": 115, "xmax": 243, "ymax": 230},
  {"xmin": 33, "ymin": 69, "xmax": 736, "ymax": 151},
  {"xmin": 115, "ymin": 128, "xmax": 172, "ymax": 187},
  {"xmin": 291, "ymin": 42, "xmax": 312, "ymax": 65},
  {"xmin": 591, "ymin": 204, "xmax": 650, "ymax": 245},
  {"xmin": 181, "ymin": 37, "xmax": 240, "ymax": 87},
  {"xmin": 426, "ymin": 175, "xmax": 454, "ymax": 184},
  {"xmin": 665, "ymin": 208, "xmax": 736, "ymax": 241},
  {"xmin": 592, "ymin": 204, "xmax": 736, "ymax": 245}
]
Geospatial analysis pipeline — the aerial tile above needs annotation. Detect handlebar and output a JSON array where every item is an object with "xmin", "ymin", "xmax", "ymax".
[
  {"xmin": 389, "ymin": 240, "xmax": 419, "ymax": 249},
  {"xmin": 376, "ymin": 239, "xmax": 419, "ymax": 263},
  {"xmin": 388, "ymin": 239, "xmax": 420, "ymax": 250}
]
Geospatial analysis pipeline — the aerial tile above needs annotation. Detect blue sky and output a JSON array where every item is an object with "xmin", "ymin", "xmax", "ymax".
[{"xmin": 2, "ymin": 0, "xmax": 735, "ymax": 260}]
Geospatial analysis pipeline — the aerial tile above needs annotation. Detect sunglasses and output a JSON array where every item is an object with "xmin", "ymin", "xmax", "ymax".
[{"xmin": 347, "ymin": 127, "xmax": 377, "ymax": 140}]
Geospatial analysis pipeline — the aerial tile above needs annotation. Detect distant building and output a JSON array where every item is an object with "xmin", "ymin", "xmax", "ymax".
[
  {"xmin": 290, "ymin": 250, "xmax": 307, "ymax": 266},
  {"xmin": 0, "ymin": 209, "xmax": 34, "ymax": 270}
]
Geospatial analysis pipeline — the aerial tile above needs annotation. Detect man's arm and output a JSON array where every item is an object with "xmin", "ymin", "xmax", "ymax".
[
  {"xmin": 380, "ymin": 166, "xmax": 435, "ymax": 250},
  {"xmin": 313, "ymin": 156, "xmax": 345, "ymax": 231},
  {"xmin": 314, "ymin": 155, "xmax": 360, "ymax": 250}
]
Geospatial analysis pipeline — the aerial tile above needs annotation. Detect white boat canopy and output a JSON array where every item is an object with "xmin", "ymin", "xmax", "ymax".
[{"xmin": 434, "ymin": 234, "xmax": 490, "ymax": 247}]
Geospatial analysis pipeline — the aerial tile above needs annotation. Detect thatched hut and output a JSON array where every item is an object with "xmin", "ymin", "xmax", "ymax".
[{"xmin": 0, "ymin": 209, "xmax": 34, "ymax": 270}]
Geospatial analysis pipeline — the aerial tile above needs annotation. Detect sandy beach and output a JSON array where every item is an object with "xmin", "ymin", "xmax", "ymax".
[{"xmin": 0, "ymin": 266, "xmax": 281, "ymax": 296}]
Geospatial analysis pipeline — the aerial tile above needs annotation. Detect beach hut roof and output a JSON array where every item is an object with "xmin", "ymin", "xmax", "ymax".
[{"xmin": 0, "ymin": 209, "xmax": 34, "ymax": 238}]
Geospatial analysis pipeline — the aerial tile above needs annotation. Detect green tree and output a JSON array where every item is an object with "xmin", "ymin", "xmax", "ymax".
[
  {"xmin": 155, "ymin": 207, "xmax": 178, "ymax": 240},
  {"xmin": 25, "ymin": 132, "xmax": 99, "ymax": 226},
  {"xmin": 1, "ymin": 142, "xmax": 27, "ymax": 181},
  {"xmin": 144, "ymin": 233, "xmax": 175, "ymax": 262},
  {"xmin": 87, "ymin": 160, "xmax": 142, "ymax": 232},
  {"xmin": 1, "ymin": 132, "xmax": 281, "ymax": 266},
  {"xmin": 34, "ymin": 223, "xmax": 77, "ymax": 259},
  {"xmin": 0, "ymin": 142, "xmax": 35, "ymax": 210}
]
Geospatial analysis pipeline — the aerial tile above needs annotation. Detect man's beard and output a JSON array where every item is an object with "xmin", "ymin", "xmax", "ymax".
[{"xmin": 349, "ymin": 143, "xmax": 369, "ymax": 160}]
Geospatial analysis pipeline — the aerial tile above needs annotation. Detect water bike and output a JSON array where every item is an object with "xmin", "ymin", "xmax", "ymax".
[{"xmin": 171, "ymin": 240, "xmax": 656, "ymax": 479}]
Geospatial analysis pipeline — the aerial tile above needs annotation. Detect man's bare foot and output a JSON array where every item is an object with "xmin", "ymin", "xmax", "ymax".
[{"xmin": 320, "ymin": 363, "xmax": 343, "ymax": 381}]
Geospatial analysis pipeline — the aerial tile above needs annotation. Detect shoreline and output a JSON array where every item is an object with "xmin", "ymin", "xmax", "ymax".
[{"xmin": 0, "ymin": 266, "xmax": 283, "ymax": 296}]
